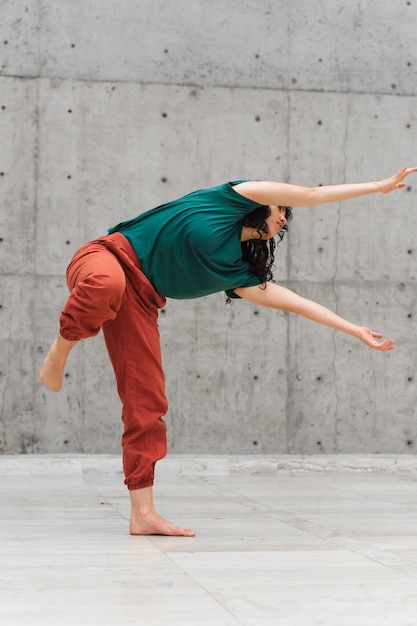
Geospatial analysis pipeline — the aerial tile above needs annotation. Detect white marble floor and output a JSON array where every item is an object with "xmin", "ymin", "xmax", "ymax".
[{"xmin": 2, "ymin": 455, "xmax": 417, "ymax": 626}]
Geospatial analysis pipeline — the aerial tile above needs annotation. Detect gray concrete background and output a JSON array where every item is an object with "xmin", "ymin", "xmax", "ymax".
[{"xmin": 0, "ymin": 0, "xmax": 416, "ymax": 457}]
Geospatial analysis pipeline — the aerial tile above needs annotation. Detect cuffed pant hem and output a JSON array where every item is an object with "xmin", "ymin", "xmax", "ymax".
[
  {"xmin": 126, "ymin": 479, "xmax": 154, "ymax": 490},
  {"xmin": 59, "ymin": 331, "xmax": 82, "ymax": 342}
]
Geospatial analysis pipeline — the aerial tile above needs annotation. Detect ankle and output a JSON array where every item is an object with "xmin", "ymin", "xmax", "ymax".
[
  {"xmin": 129, "ymin": 486, "xmax": 155, "ymax": 517},
  {"xmin": 51, "ymin": 335, "xmax": 78, "ymax": 360},
  {"xmin": 132, "ymin": 506, "xmax": 155, "ymax": 518},
  {"xmin": 56, "ymin": 334, "xmax": 78, "ymax": 350}
]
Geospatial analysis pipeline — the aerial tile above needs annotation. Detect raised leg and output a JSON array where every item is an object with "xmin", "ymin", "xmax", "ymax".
[
  {"xmin": 39, "ymin": 239, "xmax": 127, "ymax": 392},
  {"xmin": 39, "ymin": 335, "xmax": 78, "ymax": 392}
]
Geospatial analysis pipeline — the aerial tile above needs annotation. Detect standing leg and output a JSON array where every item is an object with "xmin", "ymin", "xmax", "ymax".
[{"xmin": 102, "ymin": 272, "xmax": 195, "ymax": 536}]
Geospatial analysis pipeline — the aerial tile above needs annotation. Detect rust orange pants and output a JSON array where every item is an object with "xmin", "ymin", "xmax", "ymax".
[{"xmin": 60, "ymin": 232, "xmax": 168, "ymax": 490}]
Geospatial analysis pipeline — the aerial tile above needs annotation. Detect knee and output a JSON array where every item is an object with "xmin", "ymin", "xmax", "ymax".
[{"xmin": 84, "ymin": 269, "xmax": 126, "ymax": 312}]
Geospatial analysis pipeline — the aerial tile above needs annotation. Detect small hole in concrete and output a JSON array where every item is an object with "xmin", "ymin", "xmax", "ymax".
[
  {"xmin": 65, "ymin": 240, "xmax": 71, "ymax": 245},
  {"xmin": 407, "ymin": 440, "xmax": 413, "ymax": 446},
  {"xmin": 164, "ymin": 49, "xmax": 168, "ymax": 53},
  {"xmin": 407, "ymin": 313, "xmax": 412, "ymax": 318},
  {"xmin": 407, "ymin": 249, "xmax": 412, "ymax": 254},
  {"xmin": 317, "ymin": 120, "xmax": 322, "ymax": 125},
  {"xmin": 160, "ymin": 176, "xmax": 167, "ymax": 183},
  {"xmin": 406, "ymin": 186, "xmax": 412, "ymax": 191},
  {"xmin": 68, "ymin": 109, "xmax": 72, "ymax": 113},
  {"xmin": 253, "ymin": 310, "xmax": 259, "ymax": 315},
  {"xmin": 1, "ymin": 105, "xmax": 5, "ymax": 110},
  {"xmin": 253, "ymin": 441, "xmax": 258, "ymax": 446},
  {"xmin": 67, "ymin": 175, "xmax": 71, "ymax": 179},
  {"xmin": 71, "ymin": 43, "xmax": 75, "ymax": 48},
  {"xmin": 317, "ymin": 441, "xmax": 322, "ymax": 446},
  {"xmin": 408, "ymin": 376, "xmax": 413, "ymax": 382},
  {"xmin": 316, "ymin": 376, "xmax": 322, "ymax": 381},
  {"xmin": 64, "ymin": 373, "xmax": 70, "ymax": 378},
  {"xmin": 391, "ymin": 84, "xmax": 396, "ymax": 89},
  {"xmin": 161, "ymin": 112, "xmax": 167, "ymax": 117},
  {"xmin": 253, "ymin": 375, "xmax": 258, "ymax": 380},
  {"xmin": 3, "ymin": 40, "xmax": 8, "ymax": 45},
  {"xmin": 255, "ymin": 115, "xmax": 261, "ymax": 122}
]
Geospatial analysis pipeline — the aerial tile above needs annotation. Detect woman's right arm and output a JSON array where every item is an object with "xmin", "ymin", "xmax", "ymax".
[{"xmin": 235, "ymin": 282, "xmax": 395, "ymax": 352}]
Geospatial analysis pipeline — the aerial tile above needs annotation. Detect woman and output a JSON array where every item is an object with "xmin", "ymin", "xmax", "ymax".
[{"xmin": 39, "ymin": 166, "xmax": 417, "ymax": 537}]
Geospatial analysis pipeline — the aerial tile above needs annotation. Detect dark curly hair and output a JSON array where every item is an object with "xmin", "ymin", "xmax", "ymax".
[{"xmin": 240, "ymin": 205, "xmax": 293, "ymax": 285}]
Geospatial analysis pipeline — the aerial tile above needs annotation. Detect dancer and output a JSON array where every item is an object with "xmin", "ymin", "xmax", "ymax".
[{"xmin": 40, "ymin": 166, "xmax": 417, "ymax": 536}]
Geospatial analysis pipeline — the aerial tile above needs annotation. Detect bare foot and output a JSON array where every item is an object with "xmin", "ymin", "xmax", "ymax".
[
  {"xmin": 129, "ymin": 485, "xmax": 195, "ymax": 536},
  {"xmin": 130, "ymin": 511, "xmax": 196, "ymax": 536},
  {"xmin": 39, "ymin": 336, "xmax": 77, "ymax": 392}
]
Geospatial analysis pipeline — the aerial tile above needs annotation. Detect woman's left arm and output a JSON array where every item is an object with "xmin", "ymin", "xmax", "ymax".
[
  {"xmin": 235, "ymin": 283, "xmax": 395, "ymax": 352},
  {"xmin": 233, "ymin": 166, "xmax": 417, "ymax": 207}
]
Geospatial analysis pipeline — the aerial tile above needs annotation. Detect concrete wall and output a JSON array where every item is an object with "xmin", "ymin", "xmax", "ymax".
[{"xmin": 1, "ymin": 0, "xmax": 416, "ymax": 456}]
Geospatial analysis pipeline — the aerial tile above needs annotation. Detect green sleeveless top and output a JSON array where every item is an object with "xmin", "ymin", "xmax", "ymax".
[{"xmin": 108, "ymin": 181, "xmax": 262, "ymax": 299}]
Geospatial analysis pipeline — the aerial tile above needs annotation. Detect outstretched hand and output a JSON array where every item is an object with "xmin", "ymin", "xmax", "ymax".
[
  {"xmin": 356, "ymin": 327, "xmax": 395, "ymax": 351},
  {"xmin": 377, "ymin": 166, "xmax": 417, "ymax": 194}
]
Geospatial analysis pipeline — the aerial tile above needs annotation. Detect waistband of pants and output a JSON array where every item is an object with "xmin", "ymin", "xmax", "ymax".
[
  {"xmin": 101, "ymin": 232, "xmax": 166, "ymax": 309},
  {"xmin": 105, "ymin": 232, "xmax": 141, "ymax": 269}
]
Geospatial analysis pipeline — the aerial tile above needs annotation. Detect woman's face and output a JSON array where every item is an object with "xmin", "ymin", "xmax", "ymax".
[{"xmin": 262, "ymin": 206, "xmax": 287, "ymax": 239}]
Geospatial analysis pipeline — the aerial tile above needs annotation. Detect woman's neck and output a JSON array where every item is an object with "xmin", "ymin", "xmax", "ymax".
[
  {"xmin": 240, "ymin": 226, "xmax": 255, "ymax": 242},
  {"xmin": 241, "ymin": 226, "xmax": 270, "ymax": 242}
]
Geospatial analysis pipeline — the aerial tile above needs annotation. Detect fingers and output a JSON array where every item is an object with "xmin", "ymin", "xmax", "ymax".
[
  {"xmin": 372, "ymin": 338, "xmax": 395, "ymax": 351},
  {"xmin": 366, "ymin": 330, "xmax": 395, "ymax": 351},
  {"xmin": 399, "ymin": 166, "xmax": 417, "ymax": 179},
  {"xmin": 393, "ymin": 166, "xmax": 416, "ymax": 183},
  {"xmin": 396, "ymin": 168, "xmax": 409, "ymax": 184}
]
